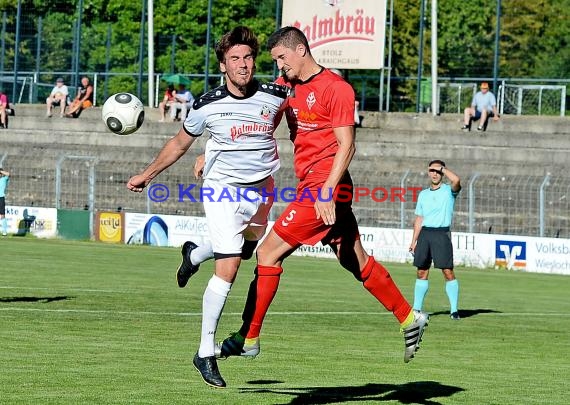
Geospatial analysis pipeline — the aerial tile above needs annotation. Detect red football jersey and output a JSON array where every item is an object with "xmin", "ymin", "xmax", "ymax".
[{"xmin": 276, "ymin": 68, "xmax": 355, "ymax": 181}]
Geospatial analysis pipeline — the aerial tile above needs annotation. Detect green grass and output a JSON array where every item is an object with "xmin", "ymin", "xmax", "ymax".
[{"xmin": 0, "ymin": 237, "xmax": 568, "ymax": 404}]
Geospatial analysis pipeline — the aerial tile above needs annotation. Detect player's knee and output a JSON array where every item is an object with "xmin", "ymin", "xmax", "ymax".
[
  {"xmin": 256, "ymin": 264, "xmax": 283, "ymax": 277},
  {"xmin": 255, "ymin": 243, "xmax": 272, "ymax": 261},
  {"xmin": 442, "ymin": 269, "xmax": 455, "ymax": 280}
]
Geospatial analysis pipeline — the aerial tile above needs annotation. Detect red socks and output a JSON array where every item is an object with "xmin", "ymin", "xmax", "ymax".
[
  {"xmin": 360, "ymin": 256, "xmax": 412, "ymax": 323},
  {"xmin": 242, "ymin": 265, "xmax": 283, "ymax": 339},
  {"xmin": 239, "ymin": 258, "xmax": 410, "ymax": 338}
]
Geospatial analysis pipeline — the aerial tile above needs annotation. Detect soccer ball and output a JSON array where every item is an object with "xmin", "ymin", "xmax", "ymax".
[{"xmin": 102, "ymin": 93, "xmax": 145, "ymax": 135}]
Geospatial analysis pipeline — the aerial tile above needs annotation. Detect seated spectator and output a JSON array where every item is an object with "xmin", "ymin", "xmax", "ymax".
[
  {"xmin": 158, "ymin": 84, "xmax": 176, "ymax": 122},
  {"xmin": 462, "ymin": 82, "xmax": 500, "ymax": 132},
  {"xmin": 66, "ymin": 76, "xmax": 94, "ymax": 118},
  {"xmin": 169, "ymin": 83, "xmax": 194, "ymax": 122},
  {"xmin": 46, "ymin": 77, "xmax": 69, "ymax": 117},
  {"xmin": 0, "ymin": 90, "xmax": 10, "ymax": 129}
]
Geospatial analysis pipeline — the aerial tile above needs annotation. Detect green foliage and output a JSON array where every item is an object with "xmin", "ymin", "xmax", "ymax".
[
  {"xmin": 437, "ymin": 0, "xmax": 496, "ymax": 76},
  {"xmin": 2, "ymin": 0, "xmax": 568, "ymax": 106},
  {"xmin": 41, "ymin": 13, "xmax": 75, "ymax": 72},
  {"xmin": 535, "ymin": 1, "xmax": 570, "ymax": 78},
  {"xmin": 388, "ymin": 0, "xmax": 569, "ymax": 109}
]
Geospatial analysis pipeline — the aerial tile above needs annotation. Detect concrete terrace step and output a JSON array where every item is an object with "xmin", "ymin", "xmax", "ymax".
[
  {"xmin": 6, "ymin": 122, "xmax": 569, "ymax": 171},
  {"xmin": 2, "ymin": 104, "xmax": 570, "ymax": 180},
  {"xmin": 1, "ymin": 136, "xmax": 565, "ymax": 178},
  {"xmin": 1, "ymin": 141, "xmax": 554, "ymax": 181},
  {"xmin": 6, "ymin": 104, "xmax": 180, "ymax": 135},
  {"xmin": 361, "ymin": 111, "xmax": 570, "ymax": 135},
  {"xmin": 9, "ymin": 103, "xmax": 570, "ymax": 134}
]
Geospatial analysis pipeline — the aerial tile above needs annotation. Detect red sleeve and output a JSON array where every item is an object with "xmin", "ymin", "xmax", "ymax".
[{"xmin": 325, "ymin": 81, "xmax": 355, "ymax": 128}]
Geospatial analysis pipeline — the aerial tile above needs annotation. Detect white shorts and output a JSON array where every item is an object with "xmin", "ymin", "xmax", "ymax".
[{"xmin": 202, "ymin": 176, "xmax": 274, "ymax": 255}]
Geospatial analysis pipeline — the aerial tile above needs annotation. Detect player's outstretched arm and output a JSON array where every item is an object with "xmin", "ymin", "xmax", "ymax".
[{"xmin": 127, "ymin": 128, "xmax": 196, "ymax": 192}]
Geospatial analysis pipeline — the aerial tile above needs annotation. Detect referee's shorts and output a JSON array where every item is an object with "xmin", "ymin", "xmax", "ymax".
[{"xmin": 413, "ymin": 226, "xmax": 454, "ymax": 270}]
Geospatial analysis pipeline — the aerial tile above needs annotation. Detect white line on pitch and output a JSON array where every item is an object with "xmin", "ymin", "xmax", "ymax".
[{"xmin": 0, "ymin": 307, "xmax": 566, "ymax": 317}]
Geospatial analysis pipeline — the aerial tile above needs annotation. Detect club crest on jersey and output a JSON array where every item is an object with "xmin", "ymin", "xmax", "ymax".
[
  {"xmin": 260, "ymin": 105, "xmax": 271, "ymax": 121},
  {"xmin": 306, "ymin": 92, "xmax": 316, "ymax": 110}
]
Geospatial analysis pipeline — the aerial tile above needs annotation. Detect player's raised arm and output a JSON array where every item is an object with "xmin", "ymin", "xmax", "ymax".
[{"xmin": 127, "ymin": 128, "xmax": 196, "ymax": 192}]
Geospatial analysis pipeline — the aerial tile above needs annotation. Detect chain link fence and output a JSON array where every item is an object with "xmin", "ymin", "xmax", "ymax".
[
  {"xmin": 2, "ymin": 152, "xmax": 569, "ymax": 239},
  {"xmin": 499, "ymin": 84, "xmax": 566, "ymax": 116},
  {"xmin": 1, "ymin": 2, "xmax": 569, "ymax": 113}
]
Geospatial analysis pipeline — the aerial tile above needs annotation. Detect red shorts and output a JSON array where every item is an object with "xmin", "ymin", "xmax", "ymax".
[{"xmin": 272, "ymin": 171, "xmax": 360, "ymax": 246}]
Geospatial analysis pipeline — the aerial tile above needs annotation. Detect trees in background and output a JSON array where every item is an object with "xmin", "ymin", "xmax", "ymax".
[{"xmin": 0, "ymin": 0, "xmax": 567, "ymax": 106}]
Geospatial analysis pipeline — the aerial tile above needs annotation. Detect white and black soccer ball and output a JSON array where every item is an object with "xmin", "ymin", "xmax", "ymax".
[{"xmin": 102, "ymin": 93, "xmax": 145, "ymax": 135}]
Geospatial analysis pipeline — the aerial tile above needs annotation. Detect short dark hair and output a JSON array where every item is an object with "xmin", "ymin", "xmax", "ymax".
[
  {"xmin": 267, "ymin": 26, "xmax": 311, "ymax": 54},
  {"xmin": 429, "ymin": 159, "xmax": 445, "ymax": 167},
  {"xmin": 215, "ymin": 26, "xmax": 259, "ymax": 63}
]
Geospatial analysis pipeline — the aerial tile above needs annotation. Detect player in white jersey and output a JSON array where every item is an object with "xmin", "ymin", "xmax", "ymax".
[{"xmin": 126, "ymin": 26, "xmax": 288, "ymax": 388}]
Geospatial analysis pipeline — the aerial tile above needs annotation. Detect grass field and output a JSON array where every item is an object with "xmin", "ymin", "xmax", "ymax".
[{"xmin": 0, "ymin": 237, "xmax": 568, "ymax": 405}]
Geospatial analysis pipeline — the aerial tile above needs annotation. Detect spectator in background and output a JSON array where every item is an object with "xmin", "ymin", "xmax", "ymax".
[
  {"xmin": 0, "ymin": 168, "xmax": 10, "ymax": 236},
  {"xmin": 462, "ymin": 82, "xmax": 499, "ymax": 132},
  {"xmin": 0, "ymin": 89, "xmax": 9, "ymax": 129},
  {"xmin": 409, "ymin": 160, "xmax": 461, "ymax": 320},
  {"xmin": 66, "ymin": 76, "xmax": 94, "ymax": 118},
  {"xmin": 169, "ymin": 83, "xmax": 194, "ymax": 122},
  {"xmin": 158, "ymin": 84, "xmax": 176, "ymax": 122},
  {"xmin": 46, "ymin": 77, "xmax": 69, "ymax": 117}
]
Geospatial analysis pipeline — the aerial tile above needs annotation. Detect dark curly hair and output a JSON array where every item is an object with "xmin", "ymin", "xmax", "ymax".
[{"xmin": 215, "ymin": 26, "xmax": 259, "ymax": 63}]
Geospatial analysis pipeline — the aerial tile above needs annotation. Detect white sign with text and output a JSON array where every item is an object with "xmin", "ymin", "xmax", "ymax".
[{"xmin": 281, "ymin": 0, "xmax": 386, "ymax": 69}]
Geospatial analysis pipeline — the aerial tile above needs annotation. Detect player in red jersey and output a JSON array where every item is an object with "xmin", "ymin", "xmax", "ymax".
[{"xmin": 217, "ymin": 26, "xmax": 429, "ymax": 365}]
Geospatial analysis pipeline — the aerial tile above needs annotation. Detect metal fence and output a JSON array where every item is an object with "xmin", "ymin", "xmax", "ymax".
[
  {"xmin": 499, "ymin": 84, "xmax": 567, "ymax": 116},
  {"xmin": 2, "ymin": 2, "xmax": 569, "ymax": 114},
  {"xmin": 4, "ymin": 69, "xmax": 569, "ymax": 117},
  {"xmin": 2, "ymin": 152, "xmax": 569, "ymax": 239}
]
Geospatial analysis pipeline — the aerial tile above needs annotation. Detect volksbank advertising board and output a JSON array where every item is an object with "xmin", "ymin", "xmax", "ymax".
[{"xmin": 119, "ymin": 212, "xmax": 570, "ymax": 276}]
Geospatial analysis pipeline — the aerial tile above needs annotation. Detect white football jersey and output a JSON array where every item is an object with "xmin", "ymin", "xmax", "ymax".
[{"xmin": 183, "ymin": 80, "xmax": 288, "ymax": 184}]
